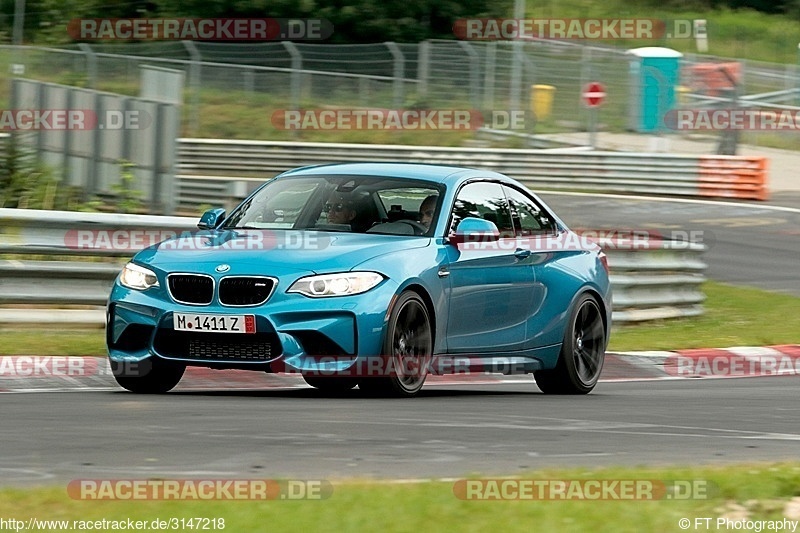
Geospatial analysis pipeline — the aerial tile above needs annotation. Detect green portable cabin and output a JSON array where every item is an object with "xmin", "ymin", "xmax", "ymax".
[{"xmin": 627, "ymin": 47, "xmax": 683, "ymax": 133}]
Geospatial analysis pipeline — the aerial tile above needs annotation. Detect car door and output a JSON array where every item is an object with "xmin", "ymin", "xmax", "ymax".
[
  {"xmin": 444, "ymin": 181, "xmax": 537, "ymax": 353},
  {"xmin": 502, "ymin": 185, "xmax": 566, "ymax": 349}
]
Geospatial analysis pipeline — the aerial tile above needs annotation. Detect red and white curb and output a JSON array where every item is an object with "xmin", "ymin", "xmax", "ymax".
[
  {"xmin": 614, "ymin": 345, "xmax": 800, "ymax": 380},
  {"xmin": 0, "ymin": 347, "xmax": 798, "ymax": 393}
]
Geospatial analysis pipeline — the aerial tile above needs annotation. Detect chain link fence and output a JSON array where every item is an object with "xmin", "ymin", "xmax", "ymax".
[{"xmin": 1, "ymin": 40, "xmax": 798, "ymax": 147}]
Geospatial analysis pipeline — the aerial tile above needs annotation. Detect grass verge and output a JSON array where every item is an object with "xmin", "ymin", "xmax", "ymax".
[
  {"xmin": 0, "ymin": 329, "xmax": 105, "ymax": 356},
  {"xmin": 2, "ymin": 463, "xmax": 800, "ymax": 532},
  {"xmin": 609, "ymin": 281, "xmax": 800, "ymax": 352}
]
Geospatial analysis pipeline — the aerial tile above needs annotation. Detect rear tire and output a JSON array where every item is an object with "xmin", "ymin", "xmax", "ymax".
[
  {"xmin": 111, "ymin": 357, "xmax": 185, "ymax": 394},
  {"xmin": 358, "ymin": 291, "xmax": 432, "ymax": 398},
  {"xmin": 534, "ymin": 294, "xmax": 606, "ymax": 394}
]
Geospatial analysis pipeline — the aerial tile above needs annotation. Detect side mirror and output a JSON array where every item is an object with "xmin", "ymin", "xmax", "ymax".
[
  {"xmin": 198, "ymin": 208, "xmax": 226, "ymax": 230},
  {"xmin": 447, "ymin": 217, "xmax": 500, "ymax": 245}
]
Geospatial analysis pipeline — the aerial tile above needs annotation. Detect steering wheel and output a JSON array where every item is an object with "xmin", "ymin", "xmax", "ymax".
[{"xmin": 395, "ymin": 220, "xmax": 429, "ymax": 235}]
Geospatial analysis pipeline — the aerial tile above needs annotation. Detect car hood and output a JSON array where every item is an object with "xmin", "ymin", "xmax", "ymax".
[{"xmin": 132, "ymin": 229, "xmax": 430, "ymax": 275}]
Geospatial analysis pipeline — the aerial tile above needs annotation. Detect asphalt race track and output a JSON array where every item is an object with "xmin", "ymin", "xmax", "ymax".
[
  {"xmin": 1, "ymin": 377, "xmax": 798, "ymax": 485},
  {"xmin": 540, "ymin": 192, "xmax": 800, "ymax": 296},
  {"xmin": 2, "ymin": 193, "xmax": 799, "ymax": 487}
]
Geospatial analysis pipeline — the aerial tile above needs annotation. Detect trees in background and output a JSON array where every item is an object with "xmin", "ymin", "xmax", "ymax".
[{"xmin": 1, "ymin": 0, "xmax": 797, "ymax": 44}]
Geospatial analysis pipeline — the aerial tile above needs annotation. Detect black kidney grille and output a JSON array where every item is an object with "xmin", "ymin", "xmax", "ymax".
[
  {"xmin": 154, "ymin": 330, "xmax": 278, "ymax": 362},
  {"xmin": 168, "ymin": 274, "xmax": 213, "ymax": 305},
  {"xmin": 219, "ymin": 277, "xmax": 275, "ymax": 306}
]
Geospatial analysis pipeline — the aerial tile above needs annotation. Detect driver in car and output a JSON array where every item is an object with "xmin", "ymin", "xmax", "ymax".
[{"xmin": 325, "ymin": 194, "xmax": 358, "ymax": 226}]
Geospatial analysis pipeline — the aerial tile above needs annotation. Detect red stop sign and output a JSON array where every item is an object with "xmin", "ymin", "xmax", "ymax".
[{"xmin": 582, "ymin": 82, "xmax": 606, "ymax": 108}]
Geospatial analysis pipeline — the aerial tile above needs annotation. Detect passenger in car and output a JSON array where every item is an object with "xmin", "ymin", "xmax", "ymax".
[{"xmin": 419, "ymin": 194, "xmax": 438, "ymax": 230}]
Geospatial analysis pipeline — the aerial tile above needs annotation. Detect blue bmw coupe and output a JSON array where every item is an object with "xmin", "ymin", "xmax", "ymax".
[{"xmin": 107, "ymin": 163, "xmax": 611, "ymax": 397}]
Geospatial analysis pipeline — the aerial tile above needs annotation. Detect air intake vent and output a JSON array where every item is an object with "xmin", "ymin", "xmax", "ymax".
[{"xmin": 154, "ymin": 330, "xmax": 279, "ymax": 362}]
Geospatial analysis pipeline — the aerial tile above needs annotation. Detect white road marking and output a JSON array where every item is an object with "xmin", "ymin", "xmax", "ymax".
[{"xmin": 540, "ymin": 191, "xmax": 800, "ymax": 214}]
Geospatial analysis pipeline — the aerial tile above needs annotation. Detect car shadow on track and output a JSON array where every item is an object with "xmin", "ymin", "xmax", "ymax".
[{"xmin": 109, "ymin": 387, "xmax": 545, "ymax": 399}]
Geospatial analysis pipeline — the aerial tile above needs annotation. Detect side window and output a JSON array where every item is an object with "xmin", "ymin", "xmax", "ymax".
[
  {"xmin": 503, "ymin": 186, "xmax": 557, "ymax": 236},
  {"xmin": 450, "ymin": 181, "xmax": 514, "ymax": 237}
]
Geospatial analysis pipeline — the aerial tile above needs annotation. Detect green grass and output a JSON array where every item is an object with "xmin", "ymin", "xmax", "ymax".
[
  {"xmin": 1, "ymin": 281, "xmax": 797, "ymax": 357},
  {"xmin": 520, "ymin": 1, "xmax": 800, "ymax": 64},
  {"xmin": 609, "ymin": 281, "xmax": 800, "ymax": 352},
  {"xmin": 2, "ymin": 463, "xmax": 800, "ymax": 532},
  {"xmin": 0, "ymin": 328, "xmax": 105, "ymax": 356}
]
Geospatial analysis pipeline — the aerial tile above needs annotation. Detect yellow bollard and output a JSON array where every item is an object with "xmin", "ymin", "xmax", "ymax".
[
  {"xmin": 676, "ymin": 85, "xmax": 692, "ymax": 105},
  {"xmin": 530, "ymin": 84, "xmax": 556, "ymax": 120}
]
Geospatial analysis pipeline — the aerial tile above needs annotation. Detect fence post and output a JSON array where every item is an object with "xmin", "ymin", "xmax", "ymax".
[
  {"xmin": 458, "ymin": 41, "xmax": 480, "ymax": 108},
  {"xmin": 244, "ymin": 68, "xmax": 254, "ymax": 95},
  {"xmin": 88, "ymin": 91, "xmax": 102, "ymax": 199},
  {"xmin": 182, "ymin": 41, "xmax": 202, "ymax": 136},
  {"xmin": 509, "ymin": 0, "xmax": 525, "ymax": 111},
  {"xmin": 359, "ymin": 76, "xmax": 370, "ymax": 106},
  {"xmin": 385, "ymin": 42, "xmax": 404, "ymax": 108},
  {"xmin": 418, "ymin": 40, "xmax": 430, "ymax": 99},
  {"xmin": 796, "ymin": 43, "xmax": 800, "ymax": 106},
  {"xmin": 283, "ymin": 42, "xmax": 302, "ymax": 110},
  {"xmin": 77, "ymin": 43, "xmax": 97, "ymax": 89},
  {"xmin": 483, "ymin": 42, "xmax": 496, "ymax": 109},
  {"xmin": 580, "ymin": 45, "xmax": 594, "ymax": 142}
]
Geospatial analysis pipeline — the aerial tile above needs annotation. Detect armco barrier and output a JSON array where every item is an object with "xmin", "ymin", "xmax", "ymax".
[
  {"xmin": 0, "ymin": 209, "xmax": 706, "ymax": 324},
  {"xmin": 0, "ymin": 135, "xmax": 770, "ymax": 212},
  {"xmin": 698, "ymin": 155, "xmax": 768, "ymax": 201},
  {"xmin": 174, "ymin": 139, "xmax": 769, "ymax": 212},
  {"xmin": 606, "ymin": 241, "xmax": 707, "ymax": 322}
]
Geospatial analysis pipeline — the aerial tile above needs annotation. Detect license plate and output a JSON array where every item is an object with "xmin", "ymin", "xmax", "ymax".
[{"xmin": 173, "ymin": 313, "xmax": 256, "ymax": 334}]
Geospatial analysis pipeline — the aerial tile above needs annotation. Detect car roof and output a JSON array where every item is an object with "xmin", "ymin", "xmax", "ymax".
[{"xmin": 276, "ymin": 162, "xmax": 511, "ymax": 185}]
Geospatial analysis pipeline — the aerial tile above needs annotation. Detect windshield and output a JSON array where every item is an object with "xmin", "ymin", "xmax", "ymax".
[{"xmin": 221, "ymin": 175, "xmax": 444, "ymax": 237}]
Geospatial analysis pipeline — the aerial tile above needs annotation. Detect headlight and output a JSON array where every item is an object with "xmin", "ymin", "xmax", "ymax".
[
  {"xmin": 287, "ymin": 272, "xmax": 383, "ymax": 297},
  {"xmin": 119, "ymin": 262, "xmax": 159, "ymax": 291}
]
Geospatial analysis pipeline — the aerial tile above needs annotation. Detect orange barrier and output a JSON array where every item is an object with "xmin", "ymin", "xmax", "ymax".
[
  {"xmin": 697, "ymin": 156, "xmax": 768, "ymax": 201},
  {"xmin": 683, "ymin": 62, "xmax": 742, "ymax": 96}
]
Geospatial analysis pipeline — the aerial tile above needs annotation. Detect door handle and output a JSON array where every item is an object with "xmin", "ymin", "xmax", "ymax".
[{"xmin": 514, "ymin": 248, "xmax": 531, "ymax": 259}]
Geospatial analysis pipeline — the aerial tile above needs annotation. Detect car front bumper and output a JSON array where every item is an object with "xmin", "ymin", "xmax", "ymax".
[{"xmin": 107, "ymin": 277, "xmax": 400, "ymax": 374}]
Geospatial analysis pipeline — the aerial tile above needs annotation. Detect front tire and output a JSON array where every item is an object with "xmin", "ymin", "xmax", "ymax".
[
  {"xmin": 359, "ymin": 291, "xmax": 433, "ymax": 397},
  {"xmin": 534, "ymin": 294, "xmax": 606, "ymax": 394},
  {"xmin": 111, "ymin": 357, "xmax": 185, "ymax": 394}
]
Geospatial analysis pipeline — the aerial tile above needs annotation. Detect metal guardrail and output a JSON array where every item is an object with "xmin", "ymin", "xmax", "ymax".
[
  {"xmin": 0, "ymin": 208, "xmax": 196, "ymax": 256},
  {"xmin": 606, "ymin": 242, "xmax": 707, "ymax": 322},
  {"xmin": 0, "ymin": 134, "xmax": 769, "ymax": 213},
  {"xmin": 175, "ymin": 139, "xmax": 769, "ymax": 213},
  {"xmin": 0, "ymin": 209, "xmax": 706, "ymax": 325}
]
